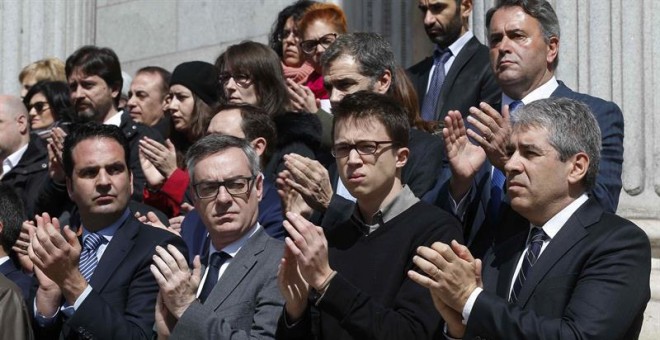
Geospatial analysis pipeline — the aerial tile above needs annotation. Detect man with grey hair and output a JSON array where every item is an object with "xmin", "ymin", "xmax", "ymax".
[
  {"xmin": 410, "ymin": 97, "xmax": 651, "ymax": 339},
  {"xmin": 0, "ymin": 95, "xmax": 48, "ymax": 217},
  {"xmin": 151, "ymin": 134, "xmax": 283, "ymax": 339}
]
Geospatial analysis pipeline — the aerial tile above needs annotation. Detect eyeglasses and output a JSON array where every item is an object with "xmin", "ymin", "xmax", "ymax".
[
  {"xmin": 277, "ymin": 29, "xmax": 298, "ymax": 42},
  {"xmin": 28, "ymin": 101, "xmax": 50, "ymax": 113},
  {"xmin": 193, "ymin": 176, "xmax": 256, "ymax": 199},
  {"xmin": 331, "ymin": 141, "xmax": 397, "ymax": 158},
  {"xmin": 219, "ymin": 73, "xmax": 253, "ymax": 88},
  {"xmin": 300, "ymin": 33, "xmax": 338, "ymax": 55}
]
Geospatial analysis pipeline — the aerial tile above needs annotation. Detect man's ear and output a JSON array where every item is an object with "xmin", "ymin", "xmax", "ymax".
[
  {"xmin": 254, "ymin": 173, "xmax": 264, "ymax": 202},
  {"xmin": 546, "ymin": 36, "xmax": 559, "ymax": 67},
  {"xmin": 110, "ymin": 82, "xmax": 121, "ymax": 104},
  {"xmin": 250, "ymin": 137, "xmax": 267, "ymax": 158},
  {"xmin": 460, "ymin": 0, "xmax": 473, "ymax": 20},
  {"xmin": 567, "ymin": 152, "xmax": 589, "ymax": 185},
  {"xmin": 66, "ymin": 177, "xmax": 74, "ymax": 199},
  {"xmin": 17, "ymin": 114, "xmax": 29, "ymax": 135},
  {"xmin": 374, "ymin": 69, "xmax": 392, "ymax": 95},
  {"xmin": 395, "ymin": 146, "xmax": 409, "ymax": 169}
]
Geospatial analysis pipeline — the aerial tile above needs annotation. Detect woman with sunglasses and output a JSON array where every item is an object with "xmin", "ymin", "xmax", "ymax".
[
  {"xmin": 141, "ymin": 61, "xmax": 220, "ymax": 219},
  {"xmin": 287, "ymin": 3, "xmax": 347, "ymax": 115},
  {"xmin": 215, "ymin": 41, "xmax": 323, "ymax": 180},
  {"xmin": 269, "ymin": 1, "xmax": 317, "ymax": 85},
  {"xmin": 23, "ymin": 81, "xmax": 74, "ymax": 139}
]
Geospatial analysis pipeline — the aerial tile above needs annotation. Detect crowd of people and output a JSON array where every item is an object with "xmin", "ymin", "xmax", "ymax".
[{"xmin": 0, "ymin": 0, "xmax": 651, "ymax": 339}]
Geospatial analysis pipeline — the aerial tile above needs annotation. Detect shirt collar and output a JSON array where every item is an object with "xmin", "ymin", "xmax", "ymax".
[
  {"xmin": 502, "ymin": 76, "xmax": 559, "ymax": 107},
  {"xmin": 82, "ymin": 208, "xmax": 130, "ymax": 243},
  {"xmin": 532, "ymin": 193, "xmax": 589, "ymax": 240},
  {"xmin": 2, "ymin": 143, "xmax": 29, "ymax": 174},
  {"xmin": 352, "ymin": 185, "xmax": 419, "ymax": 234},
  {"xmin": 209, "ymin": 222, "xmax": 260, "ymax": 260},
  {"xmin": 441, "ymin": 30, "xmax": 473, "ymax": 58},
  {"xmin": 0, "ymin": 256, "xmax": 10, "ymax": 267},
  {"xmin": 104, "ymin": 109, "xmax": 123, "ymax": 127}
]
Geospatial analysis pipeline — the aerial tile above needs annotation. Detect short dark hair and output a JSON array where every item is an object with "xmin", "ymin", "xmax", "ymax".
[
  {"xmin": 486, "ymin": 0, "xmax": 560, "ymax": 69},
  {"xmin": 514, "ymin": 97, "xmax": 601, "ymax": 189},
  {"xmin": 321, "ymin": 32, "xmax": 396, "ymax": 82},
  {"xmin": 136, "ymin": 66, "xmax": 171, "ymax": 100},
  {"xmin": 215, "ymin": 103, "xmax": 277, "ymax": 167},
  {"xmin": 332, "ymin": 91, "xmax": 409, "ymax": 148},
  {"xmin": 63, "ymin": 123, "xmax": 130, "ymax": 178},
  {"xmin": 269, "ymin": 1, "xmax": 317, "ymax": 59},
  {"xmin": 186, "ymin": 134, "xmax": 261, "ymax": 184},
  {"xmin": 215, "ymin": 41, "xmax": 288, "ymax": 116},
  {"xmin": 23, "ymin": 80, "xmax": 75, "ymax": 124},
  {"xmin": 65, "ymin": 45, "xmax": 123, "ymax": 106},
  {"xmin": 0, "ymin": 183, "xmax": 26, "ymax": 254}
]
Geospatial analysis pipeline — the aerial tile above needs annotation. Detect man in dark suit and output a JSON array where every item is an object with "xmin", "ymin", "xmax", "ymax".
[
  {"xmin": 410, "ymin": 97, "xmax": 651, "ymax": 339},
  {"xmin": 28, "ymin": 123, "xmax": 186, "ymax": 339},
  {"xmin": 433, "ymin": 0, "xmax": 623, "ymax": 251},
  {"xmin": 0, "ymin": 183, "xmax": 32, "ymax": 300},
  {"xmin": 151, "ymin": 134, "xmax": 283, "ymax": 339},
  {"xmin": 407, "ymin": 0, "xmax": 500, "ymax": 123}
]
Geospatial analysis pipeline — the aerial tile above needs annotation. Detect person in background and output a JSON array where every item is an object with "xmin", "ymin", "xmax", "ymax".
[
  {"xmin": 17, "ymin": 57, "xmax": 66, "ymax": 99},
  {"xmin": 127, "ymin": 66, "xmax": 172, "ymax": 139},
  {"xmin": 22, "ymin": 81, "xmax": 74, "ymax": 139},
  {"xmin": 269, "ymin": 0, "xmax": 317, "ymax": 85}
]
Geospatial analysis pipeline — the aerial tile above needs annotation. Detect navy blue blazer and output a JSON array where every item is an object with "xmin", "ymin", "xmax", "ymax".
[
  {"xmin": 34, "ymin": 216, "xmax": 188, "ymax": 340},
  {"xmin": 407, "ymin": 35, "xmax": 501, "ymax": 122},
  {"xmin": 465, "ymin": 198, "xmax": 650, "ymax": 339},
  {"xmin": 0, "ymin": 257, "xmax": 32, "ymax": 300}
]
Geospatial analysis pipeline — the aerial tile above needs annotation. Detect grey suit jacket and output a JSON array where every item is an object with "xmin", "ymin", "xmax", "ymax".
[{"xmin": 171, "ymin": 226, "xmax": 284, "ymax": 339}]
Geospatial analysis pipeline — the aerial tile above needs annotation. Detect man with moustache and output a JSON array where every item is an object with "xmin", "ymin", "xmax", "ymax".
[{"xmin": 408, "ymin": 0, "xmax": 500, "ymax": 124}]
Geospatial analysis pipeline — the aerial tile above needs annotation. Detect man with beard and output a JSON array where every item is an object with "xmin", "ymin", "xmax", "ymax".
[{"xmin": 408, "ymin": 0, "xmax": 500, "ymax": 124}]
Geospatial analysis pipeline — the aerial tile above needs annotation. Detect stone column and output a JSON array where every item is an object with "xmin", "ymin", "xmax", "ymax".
[{"xmin": 0, "ymin": 0, "xmax": 95, "ymax": 95}]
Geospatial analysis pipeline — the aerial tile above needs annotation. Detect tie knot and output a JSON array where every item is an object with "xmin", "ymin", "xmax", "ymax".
[
  {"xmin": 433, "ymin": 48, "xmax": 452, "ymax": 65},
  {"xmin": 529, "ymin": 227, "xmax": 547, "ymax": 244},
  {"xmin": 209, "ymin": 251, "xmax": 231, "ymax": 269},
  {"xmin": 83, "ymin": 233, "xmax": 105, "ymax": 251},
  {"xmin": 509, "ymin": 100, "xmax": 524, "ymax": 113}
]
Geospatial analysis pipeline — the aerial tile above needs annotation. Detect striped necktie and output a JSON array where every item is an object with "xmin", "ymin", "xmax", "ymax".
[
  {"xmin": 510, "ymin": 227, "xmax": 547, "ymax": 303},
  {"xmin": 79, "ymin": 233, "xmax": 105, "ymax": 282},
  {"xmin": 421, "ymin": 48, "xmax": 452, "ymax": 121}
]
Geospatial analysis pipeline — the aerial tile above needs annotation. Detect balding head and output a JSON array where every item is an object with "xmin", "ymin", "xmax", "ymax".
[{"xmin": 0, "ymin": 95, "xmax": 30, "ymax": 159}]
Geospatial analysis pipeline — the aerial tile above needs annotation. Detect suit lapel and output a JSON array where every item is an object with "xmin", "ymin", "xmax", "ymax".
[
  {"xmin": 515, "ymin": 199, "xmax": 602, "ymax": 306},
  {"xmin": 204, "ymin": 227, "xmax": 267, "ymax": 309},
  {"xmin": 437, "ymin": 37, "xmax": 479, "ymax": 116},
  {"xmin": 487, "ymin": 223, "xmax": 527, "ymax": 299},
  {"xmin": 89, "ymin": 217, "xmax": 138, "ymax": 291}
]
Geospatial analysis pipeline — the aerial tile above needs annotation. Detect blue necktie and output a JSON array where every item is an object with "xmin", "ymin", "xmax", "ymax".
[
  {"xmin": 421, "ymin": 49, "xmax": 452, "ymax": 121},
  {"xmin": 488, "ymin": 100, "xmax": 524, "ymax": 220},
  {"xmin": 199, "ymin": 251, "xmax": 231, "ymax": 303},
  {"xmin": 79, "ymin": 233, "xmax": 105, "ymax": 282},
  {"xmin": 510, "ymin": 227, "xmax": 547, "ymax": 302}
]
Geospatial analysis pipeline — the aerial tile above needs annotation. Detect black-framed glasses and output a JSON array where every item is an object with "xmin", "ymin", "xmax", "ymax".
[
  {"xmin": 331, "ymin": 141, "xmax": 397, "ymax": 158},
  {"xmin": 300, "ymin": 33, "xmax": 338, "ymax": 54},
  {"xmin": 218, "ymin": 73, "xmax": 253, "ymax": 88},
  {"xmin": 28, "ymin": 101, "xmax": 50, "ymax": 113},
  {"xmin": 193, "ymin": 175, "xmax": 256, "ymax": 199}
]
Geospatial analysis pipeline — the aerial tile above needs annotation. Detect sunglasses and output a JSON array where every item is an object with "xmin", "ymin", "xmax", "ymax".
[{"xmin": 28, "ymin": 101, "xmax": 50, "ymax": 113}]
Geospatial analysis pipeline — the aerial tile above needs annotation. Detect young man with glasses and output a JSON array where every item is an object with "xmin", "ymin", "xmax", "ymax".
[
  {"xmin": 276, "ymin": 91, "xmax": 463, "ymax": 340},
  {"xmin": 151, "ymin": 134, "xmax": 284, "ymax": 339}
]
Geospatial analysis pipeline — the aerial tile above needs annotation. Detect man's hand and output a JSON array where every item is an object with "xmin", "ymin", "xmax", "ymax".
[
  {"xmin": 280, "ymin": 154, "xmax": 333, "ymax": 212},
  {"xmin": 408, "ymin": 240, "xmax": 482, "ymax": 338},
  {"xmin": 139, "ymin": 146, "xmax": 167, "ymax": 189},
  {"xmin": 12, "ymin": 220, "xmax": 35, "ymax": 273},
  {"xmin": 28, "ymin": 213, "xmax": 87, "ymax": 305},
  {"xmin": 168, "ymin": 215, "xmax": 185, "ymax": 234},
  {"xmin": 278, "ymin": 246, "xmax": 310, "ymax": 322},
  {"xmin": 277, "ymin": 170, "xmax": 313, "ymax": 218},
  {"xmin": 46, "ymin": 127, "xmax": 67, "ymax": 182},
  {"xmin": 282, "ymin": 212, "xmax": 333, "ymax": 290},
  {"xmin": 287, "ymin": 78, "xmax": 319, "ymax": 113},
  {"xmin": 150, "ymin": 245, "xmax": 201, "ymax": 319},
  {"xmin": 139, "ymin": 137, "xmax": 178, "ymax": 179},
  {"xmin": 136, "ymin": 211, "xmax": 179, "ymax": 236},
  {"xmin": 465, "ymin": 102, "xmax": 512, "ymax": 171},
  {"xmin": 154, "ymin": 292, "xmax": 177, "ymax": 340},
  {"xmin": 443, "ymin": 110, "xmax": 487, "ymax": 200}
]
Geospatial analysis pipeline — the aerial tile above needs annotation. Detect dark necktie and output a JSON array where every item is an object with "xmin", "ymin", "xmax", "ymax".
[
  {"xmin": 488, "ymin": 100, "xmax": 525, "ymax": 221},
  {"xmin": 199, "ymin": 251, "xmax": 231, "ymax": 303},
  {"xmin": 421, "ymin": 49, "xmax": 452, "ymax": 121},
  {"xmin": 79, "ymin": 233, "xmax": 105, "ymax": 282},
  {"xmin": 510, "ymin": 227, "xmax": 547, "ymax": 302}
]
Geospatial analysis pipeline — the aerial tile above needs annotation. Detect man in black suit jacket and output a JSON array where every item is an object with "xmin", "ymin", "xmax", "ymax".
[
  {"xmin": 410, "ymin": 97, "xmax": 651, "ymax": 339},
  {"xmin": 0, "ymin": 183, "xmax": 33, "ymax": 300},
  {"xmin": 29, "ymin": 123, "xmax": 186, "ymax": 340},
  {"xmin": 408, "ymin": 0, "xmax": 500, "ymax": 123}
]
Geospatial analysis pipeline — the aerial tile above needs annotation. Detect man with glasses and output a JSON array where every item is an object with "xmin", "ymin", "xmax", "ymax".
[
  {"xmin": 276, "ymin": 91, "xmax": 462, "ymax": 340},
  {"xmin": 151, "ymin": 134, "xmax": 284, "ymax": 339}
]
